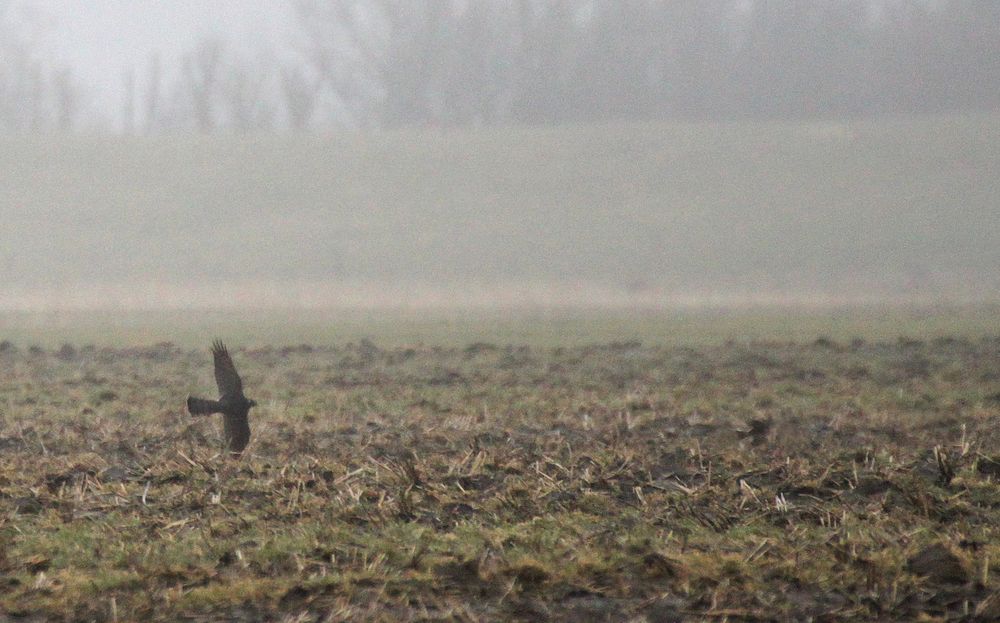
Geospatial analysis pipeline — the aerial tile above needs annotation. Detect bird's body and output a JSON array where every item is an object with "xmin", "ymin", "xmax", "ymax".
[{"xmin": 187, "ymin": 340, "xmax": 256, "ymax": 455}]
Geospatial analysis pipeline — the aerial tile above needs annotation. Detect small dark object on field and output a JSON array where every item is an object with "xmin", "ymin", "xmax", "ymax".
[
  {"xmin": 737, "ymin": 417, "xmax": 772, "ymax": 446},
  {"xmin": 906, "ymin": 544, "xmax": 968, "ymax": 586},
  {"xmin": 57, "ymin": 343, "xmax": 77, "ymax": 361},
  {"xmin": 935, "ymin": 446, "xmax": 955, "ymax": 486},
  {"xmin": 976, "ymin": 455, "xmax": 1000, "ymax": 477},
  {"xmin": 187, "ymin": 340, "xmax": 256, "ymax": 456},
  {"xmin": 13, "ymin": 496, "xmax": 43, "ymax": 515}
]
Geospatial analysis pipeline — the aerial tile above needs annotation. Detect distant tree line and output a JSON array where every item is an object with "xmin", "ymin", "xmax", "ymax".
[
  {"xmin": 2, "ymin": 0, "xmax": 999, "ymax": 133},
  {"xmin": 0, "ymin": 0, "xmax": 82, "ymax": 132},
  {"xmin": 290, "ymin": 0, "xmax": 1000, "ymax": 127}
]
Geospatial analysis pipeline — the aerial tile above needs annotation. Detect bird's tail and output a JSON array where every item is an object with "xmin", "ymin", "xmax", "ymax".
[{"xmin": 187, "ymin": 396, "xmax": 222, "ymax": 416}]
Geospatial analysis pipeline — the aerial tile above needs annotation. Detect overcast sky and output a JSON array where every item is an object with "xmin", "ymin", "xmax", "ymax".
[{"xmin": 8, "ymin": 1, "xmax": 296, "ymax": 107}]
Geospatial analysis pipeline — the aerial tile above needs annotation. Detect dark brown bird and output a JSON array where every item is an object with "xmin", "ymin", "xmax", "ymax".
[{"xmin": 187, "ymin": 340, "xmax": 256, "ymax": 455}]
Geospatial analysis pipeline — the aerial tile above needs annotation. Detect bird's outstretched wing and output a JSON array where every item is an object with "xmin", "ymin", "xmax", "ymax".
[{"xmin": 212, "ymin": 340, "xmax": 243, "ymax": 398}]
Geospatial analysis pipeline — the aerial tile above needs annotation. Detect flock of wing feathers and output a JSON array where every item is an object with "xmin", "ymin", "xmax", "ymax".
[{"xmin": 186, "ymin": 340, "xmax": 257, "ymax": 456}]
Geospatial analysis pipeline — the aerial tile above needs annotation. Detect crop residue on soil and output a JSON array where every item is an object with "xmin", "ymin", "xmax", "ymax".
[{"xmin": 0, "ymin": 337, "xmax": 999, "ymax": 621}]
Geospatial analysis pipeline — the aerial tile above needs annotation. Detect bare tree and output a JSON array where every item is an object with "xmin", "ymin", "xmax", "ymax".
[
  {"xmin": 508, "ymin": 0, "xmax": 586, "ymax": 123},
  {"xmin": 21, "ymin": 56, "xmax": 45, "ymax": 131},
  {"xmin": 143, "ymin": 52, "xmax": 162, "ymax": 133},
  {"xmin": 279, "ymin": 64, "xmax": 321, "ymax": 130},
  {"xmin": 0, "ymin": 39, "xmax": 43, "ymax": 131},
  {"xmin": 0, "ymin": 3, "xmax": 92, "ymax": 132},
  {"xmin": 222, "ymin": 56, "xmax": 275, "ymax": 131},
  {"xmin": 122, "ymin": 68, "xmax": 135, "ymax": 133},
  {"xmin": 294, "ymin": 0, "xmax": 457, "ymax": 127},
  {"xmin": 437, "ymin": 1, "xmax": 516, "ymax": 125},
  {"xmin": 293, "ymin": 0, "xmax": 370, "ymax": 124},
  {"xmin": 182, "ymin": 38, "xmax": 225, "ymax": 132},
  {"xmin": 51, "ymin": 67, "xmax": 81, "ymax": 131}
]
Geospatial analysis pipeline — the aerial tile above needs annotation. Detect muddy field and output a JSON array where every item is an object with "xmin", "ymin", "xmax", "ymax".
[{"xmin": 2, "ymin": 335, "xmax": 1000, "ymax": 621}]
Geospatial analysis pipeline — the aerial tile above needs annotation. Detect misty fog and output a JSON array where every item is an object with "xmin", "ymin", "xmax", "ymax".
[{"xmin": 1, "ymin": 0, "xmax": 998, "ymax": 310}]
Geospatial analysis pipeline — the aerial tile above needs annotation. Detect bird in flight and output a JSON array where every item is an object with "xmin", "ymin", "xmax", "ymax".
[{"xmin": 187, "ymin": 340, "xmax": 256, "ymax": 455}]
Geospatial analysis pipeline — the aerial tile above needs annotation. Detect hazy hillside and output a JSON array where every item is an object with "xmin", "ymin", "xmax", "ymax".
[{"xmin": 2, "ymin": 115, "xmax": 998, "ymax": 308}]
